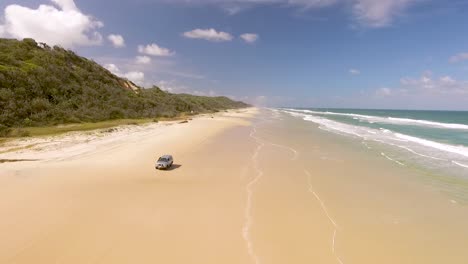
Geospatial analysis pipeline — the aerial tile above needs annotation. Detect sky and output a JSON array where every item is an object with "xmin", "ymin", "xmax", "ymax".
[{"xmin": 1, "ymin": 0, "xmax": 468, "ymax": 109}]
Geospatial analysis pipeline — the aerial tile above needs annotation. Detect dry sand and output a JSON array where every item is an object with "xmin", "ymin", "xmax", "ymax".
[{"xmin": 1, "ymin": 108, "xmax": 468, "ymax": 264}]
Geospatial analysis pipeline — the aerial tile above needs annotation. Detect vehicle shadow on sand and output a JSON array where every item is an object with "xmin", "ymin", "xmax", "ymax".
[{"xmin": 160, "ymin": 164, "xmax": 182, "ymax": 171}]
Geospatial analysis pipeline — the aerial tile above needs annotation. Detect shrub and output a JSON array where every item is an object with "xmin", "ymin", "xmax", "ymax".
[
  {"xmin": 0, "ymin": 38, "xmax": 250, "ymax": 129},
  {"xmin": 0, "ymin": 124, "xmax": 11, "ymax": 137}
]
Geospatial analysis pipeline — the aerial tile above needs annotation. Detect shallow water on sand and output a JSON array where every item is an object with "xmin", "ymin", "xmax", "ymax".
[
  {"xmin": 247, "ymin": 109, "xmax": 468, "ymax": 263},
  {"xmin": 1, "ymin": 109, "xmax": 468, "ymax": 263}
]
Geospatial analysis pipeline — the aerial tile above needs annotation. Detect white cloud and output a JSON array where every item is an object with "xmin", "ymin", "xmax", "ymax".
[
  {"xmin": 156, "ymin": 80, "xmax": 182, "ymax": 93},
  {"xmin": 138, "ymin": 43, "xmax": 175, "ymax": 57},
  {"xmin": 155, "ymin": 80, "xmax": 218, "ymax": 96},
  {"xmin": 104, "ymin": 63, "xmax": 121, "ymax": 75},
  {"xmin": 440, "ymin": 75, "xmax": 456, "ymax": 85},
  {"xmin": 135, "ymin": 55, "xmax": 152, "ymax": 64},
  {"xmin": 240, "ymin": 33, "xmax": 259, "ymax": 43},
  {"xmin": 104, "ymin": 63, "xmax": 145, "ymax": 86},
  {"xmin": 108, "ymin": 34, "xmax": 125, "ymax": 48},
  {"xmin": 449, "ymin": 52, "xmax": 468, "ymax": 63},
  {"xmin": 223, "ymin": 5, "xmax": 244, "ymax": 15},
  {"xmin": 182, "ymin": 28, "xmax": 233, "ymax": 42},
  {"xmin": 124, "ymin": 71, "xmax": 145, "ymax": 85},
  {"xmin": 170, "ymin": 0, "xmax": 419, "ymax": 28},
  {"xmin": 375, "ymin": 87, "xmax": 392, "ymax": 97},
  {"xmin": 288, "ymin": 0, "xmax": 338, "ymax": 8},
  {"xmin": 0, "ymin": 0, "xmax": 103, "ymax": 48},
  {"xmin": 349, "ymin": 68, "xmax": 360, "ymax": 75},
  {"xmin": 352, "ymin": 0, "xmax": 418, "ymax": 27},
  {"xmin": 377, "ymin": 72, "xmax": 468, "ymax": 97},
  {"xmin": 400, "ymin": 71, "xmax": 435, "ymax": 90},
  {"xmin": 178, "ymin": 0, "xmax": 337, "ymax": 8}
]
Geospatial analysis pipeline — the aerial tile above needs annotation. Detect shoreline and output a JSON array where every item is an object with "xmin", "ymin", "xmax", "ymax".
[
  {"xmin": 281, "ymin": 108, "xmax": 468, "ymax": 179},
  {"xmin": 1, "ymin": 108, "xmax": 468, "ymax": 263}
]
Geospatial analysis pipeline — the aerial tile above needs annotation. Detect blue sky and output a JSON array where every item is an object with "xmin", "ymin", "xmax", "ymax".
[{"xmin": 1, "ymin": 0, "xmax": 468, "ymax": 109}]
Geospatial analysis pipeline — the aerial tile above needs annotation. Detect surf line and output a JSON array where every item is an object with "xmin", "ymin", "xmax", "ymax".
[
  {"xmin": 267, "ymin": 142, "xmax": 299, "ymax": 160},
  {"xmin": 243, "ymin": 125, "xmax": 299, "ymax": 264},
  {"xmin": 380, "ymin": 152, "xmax": 405, "ymax": 166},
  {"xmin": 304, "ymin": 169, "xmax": 344, "ymax": 264},
  {"xmin": 372, "ymin": 139, "xmax": 447, "ymax": 162},
  {"xmin": 452, "ymin": 161, "xmax": 468, "ymax": 169},
  {"xmin": 243, "ymin": 127, "xmax": 264, "ymax": 264},
  {"xmin": 249, "ymin": 125, "xmax": 299, "ymax": 160}
]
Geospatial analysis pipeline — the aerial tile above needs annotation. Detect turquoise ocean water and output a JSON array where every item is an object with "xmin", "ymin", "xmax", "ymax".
[{"xmin": 280, "ymin": 108, "xmax": 468, "ymax": 180}]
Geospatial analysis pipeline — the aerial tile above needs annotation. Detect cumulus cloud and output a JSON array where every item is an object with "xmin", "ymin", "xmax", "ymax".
[
  {"xmin": 138, "ymin": 43, "xmax": 175, "ymax": 56},
  {"xmin": 349, "ymin": 68, "xmax": 360, "ymax": 75},
  {"xmin": 449, "ymin": 52, "xmax": 468, "ymax": 63},
  {"xmin": 135, "ymin": 55, "xmax": 152, "ymax": 64},
  {"xmin": 240, "ymin": 33, "xmax": 259, "ymax": 43},
  {"xmin": 0, "ymin": 0, "xmax": 103, "ymax": 47},
  {"xmin": 104, "ymin": 63, "xmax": 121, "ymax": 75},
  {"xmin": 183, "ymin": 28, "xmax": 233, "ymax": 42},
  {"xmin": 156, "ymin": 80, "xmax": 184, "ymax": 93},
  {"xmin": 104, "ymin": 63, "xmax": 145, "ymax": 86},
  {"xmin": 124, "ymin": 71, "xmax": 145, "ymax": 84},
  {"xmin": 108, "ymin": 34, "xmax": 125, "ymax": 48}
]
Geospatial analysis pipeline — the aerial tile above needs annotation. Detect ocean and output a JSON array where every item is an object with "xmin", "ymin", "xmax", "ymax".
[{"xmin": 280, "ymin": 108, "xmax": 468, "ymax": 179}]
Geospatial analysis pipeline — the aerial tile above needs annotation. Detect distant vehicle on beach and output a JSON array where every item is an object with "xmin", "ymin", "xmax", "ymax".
[{"xmin": 155, "ymin": 155, "xmax": 173, "ymax": 170}]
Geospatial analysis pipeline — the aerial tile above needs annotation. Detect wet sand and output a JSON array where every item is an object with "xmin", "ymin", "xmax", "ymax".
[{"xmin": 1, "ymin": 108, "xmax": 468, "ymax": 263}]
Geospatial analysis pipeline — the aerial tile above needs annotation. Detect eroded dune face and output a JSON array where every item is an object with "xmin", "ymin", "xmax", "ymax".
[{"xmin": 1, "ymin": 109, "xmax": 468, "ymax": 264}]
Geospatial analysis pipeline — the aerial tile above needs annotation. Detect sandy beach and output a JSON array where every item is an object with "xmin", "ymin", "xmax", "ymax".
[{"xmin": 1, "ymin": 108, "xmax": 468, "ymax": 264}]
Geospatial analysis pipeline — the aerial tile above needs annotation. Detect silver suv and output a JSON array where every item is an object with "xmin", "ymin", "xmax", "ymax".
[{"xmin": 155, "ymin": 155, "xmax": 173, "ymax": 170}]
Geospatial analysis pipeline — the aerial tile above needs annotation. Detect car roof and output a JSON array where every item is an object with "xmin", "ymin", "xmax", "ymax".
[{"xmin": 160, "ymin": 155, "xmax": 172, "ymax": 158}]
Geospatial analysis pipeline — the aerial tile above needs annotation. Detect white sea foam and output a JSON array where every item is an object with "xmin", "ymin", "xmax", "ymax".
[
  {"xmin": 282, "ymin": 110, "xmax": 468, "ymax": 171},
  {"xmin": 391, "ymin": 144, "xmax": 446, "ymax": 161},
  {"xmin": 452, "ymin": 161, "xmax": 468, "ymax": 168},
  {"xmin": 284, "ymin": 109, "xmax": 468, "ymax": 130},
  {"xmin": 394, "ymin": 133, "xmax": 468, "ymax": 159},
  {"xmin": 388, "ymin": 117, "xmax": 468, "ymax": 130},
  {"xmin": 381, "ymin": 152, "xmax": 405, "ymax": 166}
]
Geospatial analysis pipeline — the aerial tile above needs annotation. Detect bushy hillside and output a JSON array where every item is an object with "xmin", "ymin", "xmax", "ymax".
[{"xmin": 0, "ymin": 38, "xmax": 249, "ymax": 133}]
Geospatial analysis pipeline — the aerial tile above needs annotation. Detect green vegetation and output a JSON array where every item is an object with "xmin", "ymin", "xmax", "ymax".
[
  {"xmin": 10, "ymin": 118, "xmax": 154, "ymax": 137},
  {"xmin": 0, "ymin": 38, "xmax": 249, "ymax": 137}
]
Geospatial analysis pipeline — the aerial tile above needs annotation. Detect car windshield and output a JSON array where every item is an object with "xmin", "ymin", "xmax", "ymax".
[{"xmin": 158, "ymin": 158, "xmax": 167, "ymax": 162}]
